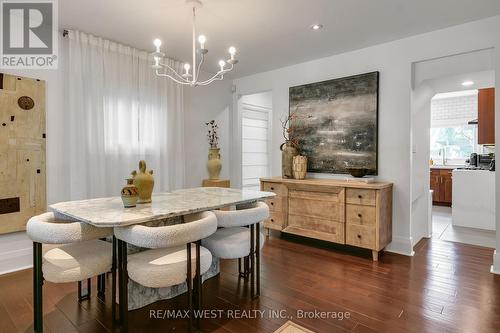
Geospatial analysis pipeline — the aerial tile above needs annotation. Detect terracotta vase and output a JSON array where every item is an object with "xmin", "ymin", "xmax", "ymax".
[
  {"xmin": 121, "ymin": 178, "xmax": 139, "ymax": 208},
  {"xmin": 131, "ymin": 160, "xmax": 154, "ymax": 204},
  {"xmin": 280, "ymin": 141, "xmax": 299, "ymax": 179},
  {"xmin": 207, "ymin": 148, "xmax": 222, "ymax": 180},
  {"xmin": 293, "ymin": 155, "xmax": 308, "ymax": 180}
]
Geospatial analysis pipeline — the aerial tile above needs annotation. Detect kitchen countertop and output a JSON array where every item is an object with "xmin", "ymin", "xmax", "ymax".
[{"xmin": 429, "ymin": 165, "xmax": 465, "ymax": 170}]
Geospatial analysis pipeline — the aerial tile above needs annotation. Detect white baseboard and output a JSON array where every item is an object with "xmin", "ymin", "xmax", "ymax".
[
  {"xmin": 0, "ymin": 232, "xmax": 32, "ymax": 275},
  {"xmin": 384, "ymin": 236, "xmax": 415, "ymax": 256},
  {"xmin": 491, "ymin": 250, "xmax": 500, "ymax": 275}
]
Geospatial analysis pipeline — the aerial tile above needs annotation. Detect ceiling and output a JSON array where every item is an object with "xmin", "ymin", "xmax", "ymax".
[{"xmin": 59, "ymin": 0, "xmax": 500, "ymax": 78}]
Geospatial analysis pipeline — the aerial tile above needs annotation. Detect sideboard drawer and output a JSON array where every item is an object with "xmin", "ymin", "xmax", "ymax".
[
  {"xmin": 287, "ymin": 214, "xmax": 345, "ymax": 244},
  {"xmin": 346, "ymin": 189, "xmax": 376, "ymax": 206},
  {"xmin": 264, "ymin": 211, "xmax": 284, "ymax": 230},
  {"xmin": 289, "ymin": 197, "xmax": 344, "ymax": 222},
  {"xmin": 262, "ymin": 182, "xmax": 286, "ymax": 196},
  {"xmin": 346, "ymin": 204, "xmax": 376, "ymax": 226},
  {"xmin": 266, "ymin": 197, "xmax": 284, "ymax": 212},
  {"xmin": 346, "ymin": 224, "xmax": 376, "ymax": 249}
]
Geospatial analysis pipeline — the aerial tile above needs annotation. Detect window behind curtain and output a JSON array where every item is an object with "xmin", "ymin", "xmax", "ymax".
[{"xmin": 430, "ymin": 90, "xmax": 478, "ymax": 165}]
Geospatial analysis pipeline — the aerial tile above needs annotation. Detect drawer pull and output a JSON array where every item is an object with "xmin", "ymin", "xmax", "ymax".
[
  {"xmin": 358, "ymin": 213, "xmax": 362, "ymax": 218},
  {"xmin": 271, "ymin": 202, "xmax": 274, "ymax": 206},
  {"xmin": 271, "ymin": 219, "xmax": 274, "ymax": 222},
  {"xmin": 357, "ymin": 234, "xmax": 362, "ymax": 239},
  {"xmin": 358, "ymin": 195, "xmax": 362, "ymax": 199},
  {"xmin": 270, "ymin": 187, "xmax": 274, "ymax": 190}
]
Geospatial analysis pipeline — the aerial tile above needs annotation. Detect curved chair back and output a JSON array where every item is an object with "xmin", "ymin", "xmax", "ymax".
[
  {"xmin": 212, "ymin": 201, "xmax": 269, "ymax": 228},
  {"xmin": 27, "ymin": 212, "xmax": 112, "ymax": 244},
  {"xmin": 114, "ymin": 211, "xmax": 218, "ymax": 249}
]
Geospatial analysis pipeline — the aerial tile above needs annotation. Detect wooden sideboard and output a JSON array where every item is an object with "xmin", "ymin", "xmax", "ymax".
[{"xmin": 260, "ymin": 177, "xmax": 393, "ymax": 261}]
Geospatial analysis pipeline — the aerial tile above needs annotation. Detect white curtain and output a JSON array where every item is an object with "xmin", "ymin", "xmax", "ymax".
[{"xmin": 63, "ymin": 30, "xmax": 185, "ymax": 200}]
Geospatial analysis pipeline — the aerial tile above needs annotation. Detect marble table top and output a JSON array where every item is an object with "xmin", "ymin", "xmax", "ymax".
[{"xmin": 49, "ymin": 187, "xmax": 275, "ymax": 227}]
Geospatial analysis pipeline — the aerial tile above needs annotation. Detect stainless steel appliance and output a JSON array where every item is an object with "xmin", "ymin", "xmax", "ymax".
[{"xmin": 465, "ymin": 153, "xmax": 495, "ymax": 170}]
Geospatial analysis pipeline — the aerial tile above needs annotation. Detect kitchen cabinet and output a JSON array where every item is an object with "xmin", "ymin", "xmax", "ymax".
[
  {"xmin": 478, "ymin": 88, "xmax": 495, "ymax": 145},
  {"xmin": 430, "ymin": 168, "xmax": 453, "ymax": 206}
]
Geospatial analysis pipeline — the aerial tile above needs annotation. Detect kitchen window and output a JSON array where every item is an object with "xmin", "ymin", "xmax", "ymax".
[
  {"xmin": 430, "ymin": 125, "xmax": 477, "ymax": 165},
  {"xmin": 430, "ymin": 90, "xmax": 478, "ymax": 165}
]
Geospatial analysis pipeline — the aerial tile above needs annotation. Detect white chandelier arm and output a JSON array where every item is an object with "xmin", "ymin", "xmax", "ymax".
[
  {"xmin": 155, "ymin": 70, "xmax": 192, "ymax": 85},
  {"xmin": 196, "ymin": 63, "xmax": 234, "ymax": 86},
  {"xmin": 158, "ymin": 61, "xmax": 187, "ymax": 82},
  {"xmin": 197, "ymin": 76, "xmax": 224, "ymax": 86}
]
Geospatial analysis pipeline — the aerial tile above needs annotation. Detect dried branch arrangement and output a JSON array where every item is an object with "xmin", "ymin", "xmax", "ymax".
[
  {"xmin": 280, "ymin": 110, "xmax": 312, "ymax": 147},
  {"xmin": 206, "ymin": 120, "xmax": 219, "ymax": 149}
]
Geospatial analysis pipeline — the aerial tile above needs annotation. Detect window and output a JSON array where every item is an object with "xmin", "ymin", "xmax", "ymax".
[
  {"xmin": 430, "ymin": 125, "xmax": 477, "ymax": 165},
  {"xmin": 430, "ymin": 90, "xmax": 478, "ymax": 165}
]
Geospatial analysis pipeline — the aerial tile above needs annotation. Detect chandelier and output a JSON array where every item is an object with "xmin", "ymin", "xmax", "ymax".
[{"xmin": 151, "ymin": 0, "xmax": 238, "ymax": 87}]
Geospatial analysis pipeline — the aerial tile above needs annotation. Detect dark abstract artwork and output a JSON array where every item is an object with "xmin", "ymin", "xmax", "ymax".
[{"xmin": 289, "ymin": 72, "xmax": 379, "ymax": 175}]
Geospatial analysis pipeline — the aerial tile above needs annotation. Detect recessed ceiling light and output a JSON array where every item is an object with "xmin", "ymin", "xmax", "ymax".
[
  {"xmin": 462, "ymin": 81, "xmax": 474, "ymax": 87},
  {"xmin": 311, "ymin": 24, "xmax": 323, "ymax": 31}
]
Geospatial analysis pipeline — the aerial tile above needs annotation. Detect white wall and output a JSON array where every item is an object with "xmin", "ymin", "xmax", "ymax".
[
  {"xmin": 183, "ymin": 79, "xmax": 233, "ymax": 188},
  {"xmin": 233, "ymin": 15, "xmax": 500, "ymax": 256},
  {"xmin": 410, "ymin": 83, "xmax": 435, "ymax": 245}
]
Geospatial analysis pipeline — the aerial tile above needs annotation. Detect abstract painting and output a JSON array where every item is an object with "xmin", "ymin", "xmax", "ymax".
[{"xmin": 289, "ymin": 72, "xmax": 379, "ymax": 175}]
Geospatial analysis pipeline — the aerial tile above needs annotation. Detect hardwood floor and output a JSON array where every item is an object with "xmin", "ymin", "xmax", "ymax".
[{"xmin": 1, "ymin": 234, "xmax": 500, "ymax": 333}]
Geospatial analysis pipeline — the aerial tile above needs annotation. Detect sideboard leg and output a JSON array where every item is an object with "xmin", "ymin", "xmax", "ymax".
[{"xmin": 372, "ymin": 250, "xmax": 379, "ymax": 262}]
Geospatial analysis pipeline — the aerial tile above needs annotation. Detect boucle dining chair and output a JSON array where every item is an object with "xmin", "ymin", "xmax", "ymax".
[
  {"xmin": 202, "ymin": 201, "xmax": 269, "ymax": 299},
  {"xmin": 113, "ymin": 211, "xmax": 218, "ymax": 332},
  {"xmin": 26, "ymin": 212, "xmax": 113, "ymax": 333}
]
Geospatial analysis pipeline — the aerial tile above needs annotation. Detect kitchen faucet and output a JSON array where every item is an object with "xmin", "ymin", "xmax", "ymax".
[{"xmin": 439, "ymin": 147, "xmax": 446, "ymax": 165}]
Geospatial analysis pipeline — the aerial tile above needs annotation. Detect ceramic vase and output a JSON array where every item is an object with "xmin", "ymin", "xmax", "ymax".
[
  {"xmin": 281, "ymin": 141, "xmax": 299, "ymax": 179},
  {"xmin": 207, "ymin": 148, "xmax": 222, "ymax": 180},
  {"xmin": 131, "ymin": 160, "xmax": 154, "ymax": 204},
  {"xmin": 121, "ymin": 178, "xmax": 139, "ymax": 208},
  {"xmin": 292, "ymin": 155, "xmax": 308, "ymax": 180}
]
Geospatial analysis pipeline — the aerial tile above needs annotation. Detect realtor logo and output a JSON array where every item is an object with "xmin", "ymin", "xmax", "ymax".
[{"xmin": 1, "ymin": 0, "xmax": 58, "ymax": 69}]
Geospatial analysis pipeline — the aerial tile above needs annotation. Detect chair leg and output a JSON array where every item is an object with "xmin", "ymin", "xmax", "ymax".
[
  {"xmin": 78, "ymin": 278, "xmax": 91, "ymax": 302},
  {"xmin": 195, "ymin": 240, "xmax": 202, "ymax": 329},
  {"xmin": 186, "ymin": 243, "xmax": 193, "ymax": 333},
  {"xmin": 250, "ymin": 224, "xmax": 255, "ymax": 298},
  {"xmin": 111, "ymin": 236, "xmax": 117, "ymax": 323},
  {"xmin": 97, "ymin": 274, "xmax": 106, "ymax": 298},
  {"xmin": 117, "ymin": 239, "xmax": 129, "ymax": 332},
  {"xmin": 255, "ymin": 222, "xmax": 261, "ymax": 299},
  {"xmin": 33, "ymin": 242, "xmax": 43, "ymax": 333}
]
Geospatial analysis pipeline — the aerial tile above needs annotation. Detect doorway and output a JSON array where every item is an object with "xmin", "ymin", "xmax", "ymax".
[
  {"xmin": 239, "ymin": 91, "xmax": 272, "ymax": 191},
  {"xmin": 411, "ymin": 49, "xmax": 496, "ymax": 251}
]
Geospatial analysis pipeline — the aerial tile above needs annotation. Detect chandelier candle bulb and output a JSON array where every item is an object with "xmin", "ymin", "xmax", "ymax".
[
  {"xmin": 198, "ymin": 35, "xmax": 206, "ymax": 49},
  {"xmin": 219, "ymin": 60, "xmax": 225, "ymax": 71},
  {"xmin": 229, "ymin": 46, "xmax": 236, "ymax": 59},
  {"xmin": 153, "ymin": 38, "xmax": 162, "ymax": 52}
]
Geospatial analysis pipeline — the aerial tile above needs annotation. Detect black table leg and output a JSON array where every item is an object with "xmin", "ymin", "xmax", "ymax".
[{"xmin": 33, "ymin": 242, "xmax": 43, "ymax": 333}]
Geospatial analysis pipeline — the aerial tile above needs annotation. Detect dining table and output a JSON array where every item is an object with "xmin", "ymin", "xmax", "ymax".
[{"xmin": 48, "ymin": 187, "xmax": 275, "ymax": 310}]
